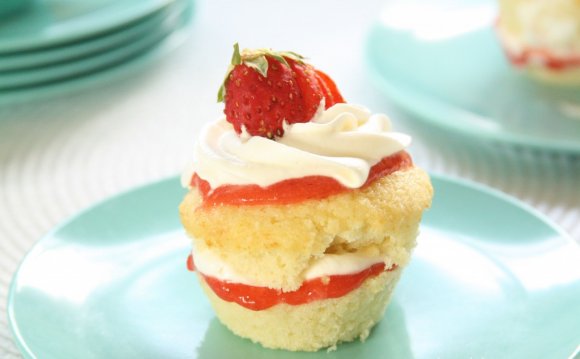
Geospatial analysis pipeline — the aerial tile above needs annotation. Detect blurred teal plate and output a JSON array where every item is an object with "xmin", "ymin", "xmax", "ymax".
[
  {"xmin": 8, "ymin": 175, "xmax": 580, "ymax": 358},
  {"xmin": 0, "ymin": 0, "xmax": 188, "ymax": 89},
  {"xmin": 366, "ymin": 0, "xmax": 580, "ymax": 154},
  {"xmin": 0, "ymin": 2, "xmax": 178, "ymax": 72},
  {"xmin": 0, "ymin": 0, "xmax": 193, "ymax": 104},
  {"xmin": 0, "ymin": 0, "xmax": 174, "ymax": 53}
]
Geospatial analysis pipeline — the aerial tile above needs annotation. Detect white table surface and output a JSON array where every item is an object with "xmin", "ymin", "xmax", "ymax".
[{"xmin": 1, "ymin": 0, "xmax": 579, "ymax": 356}]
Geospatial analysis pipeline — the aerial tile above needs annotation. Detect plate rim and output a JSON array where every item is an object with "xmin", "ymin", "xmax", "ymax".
[
  {"xmin": 365, "ymin": 23, "xmax": 580, "ymax": 155},
  {"xmin": 5, "ymin": 173, "xmax": 576, "ymax": 358}
]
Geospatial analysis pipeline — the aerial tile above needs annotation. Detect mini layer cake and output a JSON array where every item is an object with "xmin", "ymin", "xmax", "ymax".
[
  {"xmin": 496, "ymin": 0, "xmax": 580, "ymax": 85},
  {"xmin": 179, "ymin": 44, "xmax": 433, "ymax": 352}
]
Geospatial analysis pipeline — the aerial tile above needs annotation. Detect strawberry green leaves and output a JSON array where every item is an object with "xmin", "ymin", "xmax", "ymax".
[{"xmin": 217, "ymin": 43, "xmax": 305, "ymax": 102}]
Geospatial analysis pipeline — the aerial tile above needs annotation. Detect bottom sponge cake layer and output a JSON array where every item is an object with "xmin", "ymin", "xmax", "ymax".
[{"xmin": 198, "ymin": 268, "xmax": 403, "ymax": 352}]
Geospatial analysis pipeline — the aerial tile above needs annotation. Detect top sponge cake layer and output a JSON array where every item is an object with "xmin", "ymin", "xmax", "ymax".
[{"xmin": 180, "ymin": 166, "xmax": 433, "ymax": 291}]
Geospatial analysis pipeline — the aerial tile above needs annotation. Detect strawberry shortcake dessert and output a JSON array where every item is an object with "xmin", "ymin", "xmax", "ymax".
[
  {"xmin": 179, "ymin": 44, "xmax": 433, "ymax": 351},
  {"xmin": 496, "ymin": 0, "xmax": 580, "ymax": 85}
]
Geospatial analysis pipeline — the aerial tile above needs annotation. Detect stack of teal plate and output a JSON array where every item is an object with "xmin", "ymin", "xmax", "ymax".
[{"xmin": 0, "ymin": 0, "xmax": 193, "ymax": 102}]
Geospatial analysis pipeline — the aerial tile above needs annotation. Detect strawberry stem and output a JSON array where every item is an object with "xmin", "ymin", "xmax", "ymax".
[{"xmin": 231, "ymin": 43, "xmax": 241, "ymax": 66}]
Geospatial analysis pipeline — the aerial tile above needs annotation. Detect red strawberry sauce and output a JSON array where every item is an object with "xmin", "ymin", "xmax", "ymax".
[
  {"xmin": 187, "ymin": 254, "xmax": 396, "ymax": 311},
  {"xmin": 190, "ymin": 151, "xmax": 412, "ymax": 207},
  {"xmin": 506, "ymin": 48, "xmax": 580, "ymax": 71}
]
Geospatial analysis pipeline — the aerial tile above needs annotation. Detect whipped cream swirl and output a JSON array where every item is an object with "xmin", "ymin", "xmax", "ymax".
[
  {"xmin": 498, "ymin": 0, "xmax": 580, "ymax": 56},
  {"xmin": 182, "ymin": 103, "xmax": 410, "ymax": 189}
]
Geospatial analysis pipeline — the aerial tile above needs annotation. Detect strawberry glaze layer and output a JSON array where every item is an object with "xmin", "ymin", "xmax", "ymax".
[
  {"xmin": 187, "ymin": 254, "xmax": 395, "ymax": 311},
  {"xmin": 190, "ymin": 150, "xmax": 412, "ymax": 207},
  {"xmin": 506, "ymin": 48, "xmax": 580, "ymax": 70}
]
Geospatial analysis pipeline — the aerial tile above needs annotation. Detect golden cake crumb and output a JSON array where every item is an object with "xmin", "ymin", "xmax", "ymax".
[{"xmin": 180, "ymin": 167, "xmax": 432, "ymax": 291}]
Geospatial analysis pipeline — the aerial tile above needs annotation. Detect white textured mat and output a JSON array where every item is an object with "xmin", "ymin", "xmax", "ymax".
[{"xmin": 1, "ymin": 1, "xmax": 578, "ymax": 357}]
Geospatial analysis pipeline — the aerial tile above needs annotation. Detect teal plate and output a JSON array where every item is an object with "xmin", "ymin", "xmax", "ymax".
[
  {"xmin": 366, "ymin": 0, "xmax": 580, "ymax": 154},
  {"xmin": 0, "ymin": 0, "xmax": 174, "ymax": 53},
  {"xmin": 0, "ymin": 0, "xmax": 193, "ymax": 105},
  {"xmin": 7, "ymin": 175, "xmax": 580, "ymax": 358},
  {"xmin": 0, "ymin": 2, "xmax": 178, "ymax": 72},
  {"xmin": 0, "ymin": 0, "xmax": 188, "ymax": 90}
]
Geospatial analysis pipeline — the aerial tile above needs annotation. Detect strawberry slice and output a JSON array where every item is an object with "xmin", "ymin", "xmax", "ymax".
[
  {"xmin": 287, "ymin": 59, "xmax": 324, "ymax": 122},
  {"xmin": 315, "ymin": 69, "xmax": 345, "ymax": 107}
]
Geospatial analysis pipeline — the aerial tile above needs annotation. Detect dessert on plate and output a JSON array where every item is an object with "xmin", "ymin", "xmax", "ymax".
[
  {"xmin": 496, "ymin": 0, "xmax": 580, "ymax": 85},
  {"xmin": 179, "ymin": 44, "xmax": 433, "ymax": 351}
]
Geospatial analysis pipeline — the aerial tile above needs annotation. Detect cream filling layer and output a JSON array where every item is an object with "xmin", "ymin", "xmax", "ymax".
[{"xmin": 192, "ymin": 246, "xmax": 389, "ymax": 286}]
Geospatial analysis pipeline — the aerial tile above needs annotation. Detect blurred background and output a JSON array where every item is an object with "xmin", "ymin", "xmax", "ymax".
[{"xmin": 0, "ymin": 0, "xmax": 579, "ymax": 356}]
